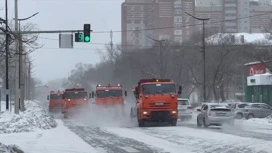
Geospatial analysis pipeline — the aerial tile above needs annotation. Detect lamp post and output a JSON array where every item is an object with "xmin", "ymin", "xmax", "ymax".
[
  {"xmin": 147, "ymin": 36, "xmax": 166, "ymax": 78},
  {"xmin": 185, "ymin": 12, "xmax": 210, "ymax": 102},
  {"xmin": 13, "ymin": 11, "xmax": 39, "ymax": 113},
  {"xmin": 5, "ymin": 0, "xmax": 9, "ymax": 111}
]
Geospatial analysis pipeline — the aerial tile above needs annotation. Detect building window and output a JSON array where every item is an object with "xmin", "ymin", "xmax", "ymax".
[
  {"xmin": 174, "ymin": 4, "xmax": 182, "ymax": 8},
  {"xmin": 175, "ymin": 23, "xmax": 182, "ymax": 28},
  {"xmin": 175, "ymin": 9, "xmax": 182, "ymax": 14},
  {"xmin": 174, "ymin": 16, "xmax": 182, "ymax": 22},
  {"xmin": 174, "ymin": 30, "xmax": 182, "ymax": 35}
]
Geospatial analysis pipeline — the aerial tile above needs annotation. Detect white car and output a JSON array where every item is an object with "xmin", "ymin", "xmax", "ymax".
[
  {"xmin": 177, "ymin": 98, "xmax": 192, "ymax": 120},
  {"xmin": 197, "ymin": 103, "xmax": 234, "ymax": 127}
]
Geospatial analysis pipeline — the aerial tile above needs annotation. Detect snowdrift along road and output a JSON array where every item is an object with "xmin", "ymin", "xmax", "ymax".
[
  {"xmin": 0, "ymin": 142, "xmax": 24, "ymax": 153},
  {"xmin": 0, "ymin": 101, "xmax": 57, "ymax": 134}
]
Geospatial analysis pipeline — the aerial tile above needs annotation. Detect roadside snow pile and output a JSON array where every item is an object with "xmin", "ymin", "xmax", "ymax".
[
  {"xmin": 0, "ymin": 101, "xmax": 57, "ymax": 134},
  {"xmin": 0, "ymin": 142, "xmax": 24, "ymax": 153},
  {"xmin": 245, "ymin": 116, "xmax": 272, "ymax": 126}
]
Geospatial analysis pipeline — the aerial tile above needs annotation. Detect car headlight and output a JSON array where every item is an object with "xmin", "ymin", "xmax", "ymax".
[{"xmin": 171, "ymin": 110, "xmax": 177, "ymax": 114}]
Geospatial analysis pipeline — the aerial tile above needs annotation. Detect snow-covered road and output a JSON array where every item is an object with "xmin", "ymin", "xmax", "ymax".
[
  {"xmin": 64, "ymin": 117, "xmax": 272, "ymax": 153},
  {"xmin": 2, "ymin": 100, "xmax": 272, "ymax": 153}
]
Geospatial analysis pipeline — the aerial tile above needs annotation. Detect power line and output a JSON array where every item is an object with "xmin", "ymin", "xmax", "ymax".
[{"xmin": 91, "ymin": 12, "xmax": 272, "ymax": 33}]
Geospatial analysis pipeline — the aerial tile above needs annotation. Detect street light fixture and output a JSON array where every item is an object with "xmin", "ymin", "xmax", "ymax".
[
  {"xmin": 147, "ymin": 36, "xmax": 166, "ymax": 78},
  {"xmin": 13, "ymin": 12, "xmax": 39, "ymax": 112},
  {"xmin": 185, "ymin": 12, "xmax": 210, "ymax": 102}
]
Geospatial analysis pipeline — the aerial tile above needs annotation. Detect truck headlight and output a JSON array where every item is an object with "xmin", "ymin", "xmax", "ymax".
[
  {"xmin": 142, "ymin": 111, "xmax": 148, "ymax": 115},
  {"xmin": 171, "ymin": 110, "xmax": 177, "ymax": 114},
  {"xmin": 68, "ymin": 99, "xmax": 71, "ymax": 101},
  {"xmin": 84, "ymin": 98, "xmax": 87, "ymax": 101}
]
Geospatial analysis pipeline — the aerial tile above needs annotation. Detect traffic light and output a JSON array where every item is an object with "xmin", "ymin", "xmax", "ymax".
[
  {"xmin": 75, "ymin": 33, "xmax": 83, "ymax": 42},
  {"xmin": 83, "ymin": 24, "xmax": 91, "ymax": 42}
]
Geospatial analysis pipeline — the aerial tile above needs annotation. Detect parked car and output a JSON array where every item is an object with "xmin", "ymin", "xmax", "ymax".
[
  {"xmin": 177, "ymin": 98, "xmax": 192, "ymax": 120},
  {"xmin": 227, "ymin": 102, "xmax": 249, "ymax": 119},
  {"xmin": 197, "ymin": 103, "xmax": 234, "ymax": 127},
  {"xmin": 243, "ymin": 103, "xmax": 272, "ymax": 119}
]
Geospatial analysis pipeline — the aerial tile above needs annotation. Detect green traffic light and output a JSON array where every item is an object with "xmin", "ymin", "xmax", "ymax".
[{"xmin": 84, "ymin": 36, "xmax": 90, "ymax": 42}]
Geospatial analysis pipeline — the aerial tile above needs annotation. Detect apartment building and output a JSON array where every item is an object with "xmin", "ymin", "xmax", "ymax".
[
  {"xmin": 121, "ymin": 0, "xmax": 154, "ymax": 50},
  {"xmin": 121, "ymin": 0, "xmax": 272, "ymax": 47},
  {"xmin": 122, "ymin": 0, "xmax": 195, "ymax": 48}
]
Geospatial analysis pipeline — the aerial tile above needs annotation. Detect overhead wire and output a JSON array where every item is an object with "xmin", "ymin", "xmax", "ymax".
[{"xmin": 91, "ymin": 12, "xmax": 272, "ymax": 33}]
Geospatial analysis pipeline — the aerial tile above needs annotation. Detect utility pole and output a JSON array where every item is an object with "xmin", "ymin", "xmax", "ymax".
[
  {"xmin": 147, "ymin": 36, "xmax": 165, "ymax": 78},
  {"xmin": 13, "ymin": 12, "xmax": 39, "ymax": 111},
  {"xmin": 14, "ymin": 0, "xmax": 20, "ymax": 114},
  {"xmin": 185, "ymin": 12, "xmax": 210, "ymax": 102},
  {"xmin": 28, "ymin": 61, "xmax": 31, "ymax": 100},
  {"xmin": 110, "ymin": 30, "xmax": 113, "ymax": 62},
  {"xmin": 19, "ymin": 21, "xmax": 25, "ymax": 111},
  {"xmin": 5, "ymin": 0, "xmax": 9, "ymax": 111}
]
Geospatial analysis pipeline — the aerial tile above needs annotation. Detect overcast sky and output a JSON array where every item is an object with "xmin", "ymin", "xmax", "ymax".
[{"xmin": 0, "ymin": 0, "xmax": 124, "ymax": 83}]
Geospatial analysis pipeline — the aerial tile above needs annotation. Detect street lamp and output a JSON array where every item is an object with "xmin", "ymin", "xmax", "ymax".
[
  {"xmin": 147, "ymin": 36, "xmax": 166, "ymax": 78},
  {"xmin": 13, "ymin": 12, "xmax": 39, "ymax": 112},
  {"xmin": 185, "ymin": 12, "xmax": 210, "ymax": 102}
]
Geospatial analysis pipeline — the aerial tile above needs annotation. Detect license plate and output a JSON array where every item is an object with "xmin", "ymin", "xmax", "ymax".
[
  {"xmin": 216, "ymin": 113, "xmax": 226, "ymax": 116},
  {"xmin": 155, "ymin": 103, "xmax": 164, "ymax": 106}
]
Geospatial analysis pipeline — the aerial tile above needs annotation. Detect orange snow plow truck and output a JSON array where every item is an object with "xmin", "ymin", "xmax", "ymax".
[
  {"xmin": 48, "ymin": 91, "xmax": 65, "ymax": 112},
  {"xmin": 130, "ymin": 79, "xmax": 182, "ymax": 127},
  {"xmin": 92, "ymin": 84, "xmax": 127, "ymax": 106},
  {"xmin": 62, "ymin": 88, "xmax": 89, "ymax": 118}
]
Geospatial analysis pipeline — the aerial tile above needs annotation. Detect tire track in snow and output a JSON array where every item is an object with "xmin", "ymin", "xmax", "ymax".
[
  {"xmin": 179, "ymin": 122, "xmax": 272, "ymax": 141},
  {"xmin": 131, "ymin": 126, "xmax": 270, "ymax": 153},
  {"xmin": 64, "ymin": 121, "xmax": 165, "ymax": 153}
]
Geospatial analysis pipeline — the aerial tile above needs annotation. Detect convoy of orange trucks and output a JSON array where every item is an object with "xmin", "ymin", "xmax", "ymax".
[
  {"xmin": 130, "ymin": 79, "xmax": 182, "ymax": 127},
  {"xmin": 48, "ymin": 79, "xmax": 182, "ymax": 127}
]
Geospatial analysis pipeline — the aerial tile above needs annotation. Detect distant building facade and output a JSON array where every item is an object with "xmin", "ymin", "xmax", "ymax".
[{"xmin": 121, "ymin": 0, "xmax": 272, "ymax": 48}]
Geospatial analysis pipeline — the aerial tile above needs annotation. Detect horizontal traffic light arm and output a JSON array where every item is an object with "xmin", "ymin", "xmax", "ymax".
[{"xmin": 0, "ymin": 29, "xmax": 93, "ymax": 35}]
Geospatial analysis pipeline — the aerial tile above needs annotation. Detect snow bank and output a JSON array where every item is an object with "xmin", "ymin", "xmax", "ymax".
[
  {"xmin": 0, "ymin": 101, "xmax": 57, "ymax": 134},
  {"xmin": 0, "ymin": 142, "xmax": 24, "ymax": 153},
  {"xmin": 245, "ymin": 116, "xmax": 272, "ymax": 126}
]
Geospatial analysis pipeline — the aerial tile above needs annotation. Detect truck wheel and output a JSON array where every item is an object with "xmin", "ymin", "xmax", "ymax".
[
  {"xmin": 64, "ymin": 112, "xmax": 68, "ymax": 119},
  {"xmin": 170, "ymin": 119, "xmax": 177, "ymax": 126},
  {"xmin": 130, "ymin": 108, "xmax": 134, "ymax": 118},
  {"xmin": 138, "ymin": 119, "xmax": 145, "ymax": 127}
]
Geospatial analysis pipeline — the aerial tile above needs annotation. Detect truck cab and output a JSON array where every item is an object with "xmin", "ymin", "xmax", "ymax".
[
  {"xmin": 48, "ymin": 91, "xmax": 64, "ymax": 112},
  {"xmin": 92, "ymin": 84, "xmax": 127, "ymax": 107},
  {"xmin": 130, "ymin": 79, "xmax": 182, "ymax": 127},
  {"xmin": 62, "ymin": 88, "xmax": 89, "ymax": 118}
]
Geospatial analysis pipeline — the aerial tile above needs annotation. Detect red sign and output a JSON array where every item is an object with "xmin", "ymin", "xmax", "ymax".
[{"xmin": 247, "ymin": 64, "xmax": 266, "ymax": 76}]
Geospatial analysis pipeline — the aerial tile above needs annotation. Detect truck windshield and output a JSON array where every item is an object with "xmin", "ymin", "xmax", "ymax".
[
  {"xmin": 65, "ymin": 92, "xmax": 87, "ymax": 99},
  {"xmin": 142, "ymin": 84, "xmax": 175, "ymax": 94},
  {"xmin": 96, "ymin": 90, "xmax": 123, "ymax": 98},
  {"xmin": 50, "ymin": 94, "xmax": 62, "ymax": 100}
]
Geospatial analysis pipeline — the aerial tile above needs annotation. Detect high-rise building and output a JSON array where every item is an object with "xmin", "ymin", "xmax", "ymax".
[
  {"xmin": 121, "ymin": 0, "xmax": 272, "ymax": 48},
  {"xmin": 121, "ymin": 0, "xmax": 154, "ymax": 50}
]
